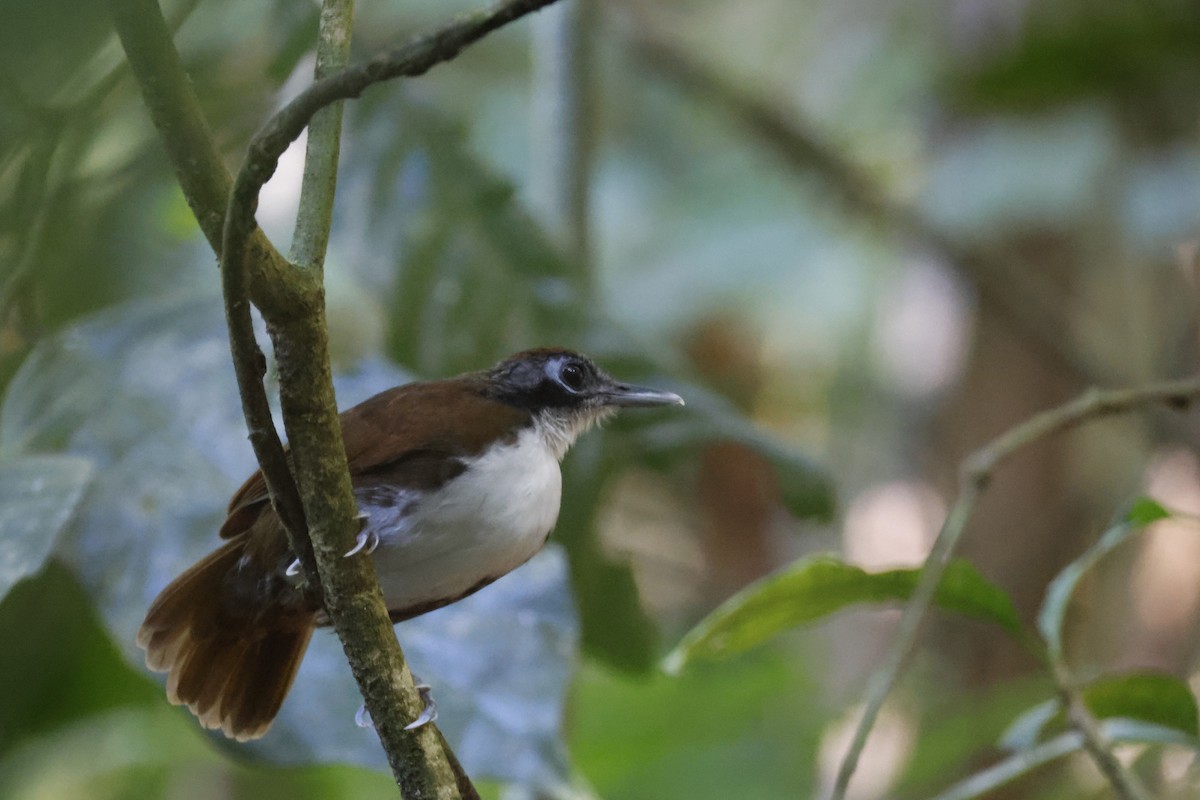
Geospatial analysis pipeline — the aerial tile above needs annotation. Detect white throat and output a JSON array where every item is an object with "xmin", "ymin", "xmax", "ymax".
[{"xmin": 533, "ymin": 406, "xmax": 616, "ymax": 461}]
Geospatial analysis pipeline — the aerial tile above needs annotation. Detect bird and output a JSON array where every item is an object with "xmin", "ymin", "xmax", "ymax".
[{"xmin": 136, "ymin": 348, "xmax": 683, "ymax": 741}]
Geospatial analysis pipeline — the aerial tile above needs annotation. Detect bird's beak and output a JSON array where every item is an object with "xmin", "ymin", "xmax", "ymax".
[{"xmin": 602, "ymin": 382, "xmax": 685, "ymax": 408}]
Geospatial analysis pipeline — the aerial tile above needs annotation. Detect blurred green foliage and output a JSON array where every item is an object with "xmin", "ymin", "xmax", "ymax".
[
  {"xmin": 955, "ymin": 1, "xmax": 1200, "ymax": 114},
  {"xmin": 665, "ymin": 556, "xmax": 1023, "ymax": 672},
  {"xmin": 3, "ymin": 0, "xmax": 1200, "ymax": 797}
]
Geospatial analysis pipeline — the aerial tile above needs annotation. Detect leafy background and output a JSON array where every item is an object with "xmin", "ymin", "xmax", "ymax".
[{"xmin": 3, "ymin": 0, "xmax": 1200, "ymax": 798}]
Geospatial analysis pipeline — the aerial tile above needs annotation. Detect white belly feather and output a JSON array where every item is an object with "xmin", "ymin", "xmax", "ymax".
[{"xmin": 363, "ymin": 424, "xmax": 563, "ymax": 612}]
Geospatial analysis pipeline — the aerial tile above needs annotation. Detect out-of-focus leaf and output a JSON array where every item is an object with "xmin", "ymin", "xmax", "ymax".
[
  {"xmin": 930, "ymin": 731, "xmax": 1085, "ymax": 800},
  {"xmin": 0, "ymin": 706, "xmax": 213, "ymax": 800},
  {"xmin": 555, "ymin": 437, "xmax": 658, "ymax": 673},
  {"xmin": 600, "ymin": 365, "xmax": 834, "ymax": 522},
  {"xmin": 337, "ymin": 95, "xmax": 583, "ymax": 379},
  {"xmin": 1099, "ymin": 718, "xmax": 1200, "ymax": 749},
  {"xmin": 999, "ymin": 671, "xmax": 1197, "ymax": 756},
  {"xmin": 0, "ymin": 0, "xmax": 110, "ymax": 100},
  {"xmin": 0, "ymin": 561, "xmax": 162, "ymax": 755},
  {"xmin": 955, "ymin": 4, "xmax": 1200, "ymax": 112},
  {"xmin": 897, "ymin": 678, "xmax": 1054, "ymax": 797},
  {"xmin": 936, "ymin": 715, "xmax": 1200, "ymax": 800},
  {"xmin": 572, "ymin": 654, "xmax": 821, "ymax": 799},
  {"xmin": 664, "ymin": 555, "xmax": 1022, "ymax": 673},
  {"xmin": 0, "ymin": 292, "xmax": 577, "ymax": 788},
  {"xmin": 998, "ymin": 699, "xmax": 1060, "ymax": 753},
  {"xmin": 1125, "ymin": 496, "xmax": 1170, "ymax": 526},
  {"xmin": 0, "ymin": 455, "xmax": 92, "ymax": 601},
  {"xmin": 1083, "ymin": 672, "xmax": 1198, "ymax": 737},
  {"xmin": 1038, "ymin": 499, "xmax": 1164, "ymax": 659}
]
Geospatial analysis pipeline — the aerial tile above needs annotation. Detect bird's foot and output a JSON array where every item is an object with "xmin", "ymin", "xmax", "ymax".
[
  {"xmin": 355, "ymin": 704, "xmax": 373, "ymax": 729},
  {"xmin": 344, "ymin": 528, "xmax": 380, "ymax": 557},
  {"xmin": 405, "ymin": 679, "xmax": 438, "ymax": 731},
  {"xmin": 353, "ymin": 678, "xmax": 438, "ymax": 731}
]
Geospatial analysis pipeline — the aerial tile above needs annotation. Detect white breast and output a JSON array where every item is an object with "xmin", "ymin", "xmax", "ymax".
[{"xmin": 364, "ymin": 423, "xmax": 564, "ymax": 613}]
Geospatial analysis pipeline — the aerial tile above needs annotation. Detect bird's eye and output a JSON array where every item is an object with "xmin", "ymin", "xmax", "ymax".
[{"xmin": 559, "ymin": 362, "xmax": 586, "ymax": 392}]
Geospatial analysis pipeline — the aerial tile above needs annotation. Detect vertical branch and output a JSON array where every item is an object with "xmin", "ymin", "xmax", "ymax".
[
  {"xmin": 278, "ymin": 5, "xmax": 464, "ymax": 794},
  {"xmin": 290, "ymin": 0, "xmax": 355, "ymax": 271}
]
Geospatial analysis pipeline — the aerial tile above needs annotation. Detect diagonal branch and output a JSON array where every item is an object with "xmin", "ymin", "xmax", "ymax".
[{"xmin": 828, "ymin": 376, "xmax": 1200, "ymax": 800}]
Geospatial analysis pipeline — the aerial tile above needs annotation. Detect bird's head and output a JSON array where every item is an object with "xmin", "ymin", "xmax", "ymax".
[{"xmin": 484, "ymin": 348, "xmax": 684, "ymax": 458}]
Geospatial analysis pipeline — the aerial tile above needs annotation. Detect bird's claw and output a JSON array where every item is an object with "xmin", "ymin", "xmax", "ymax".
[
  {"xmin": 285, "ymin": 558, "xmax": 302, "ymax": 577},
  {"xmin": 404, "ymin": 681, "xmax": 438, "ymax": 731},
  {"xmin": 353, "ymin": 681, "xmax": 438, "ymax": 732},
  {"xmin": 355, "ymin": 704, "xmax": 373, "ymax": 729},
  {"xmin": 344, "ymin": 529, "xmax": 380, "ymax": 557}
]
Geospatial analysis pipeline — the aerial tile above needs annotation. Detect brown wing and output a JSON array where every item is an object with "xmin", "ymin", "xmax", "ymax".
[{"xmin": 219, "ymin": 377, "xmax": 529, "ymax": 539}]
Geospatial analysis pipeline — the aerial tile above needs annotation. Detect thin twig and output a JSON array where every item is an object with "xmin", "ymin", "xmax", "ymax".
[
  {"xmin": 1052, "ymin": 663, "xmax": 1151, "ymax": 800},
  {"xmin": 238, "ymin": 0, "xmax": 563, "ymax": 200},
  {"xmin": 829, "ymin": 376, "xmax": 1200, "ymax": 800},
  {"xmin": 290, "ymin": 0, "xmax": 355, "ymax": 272}
]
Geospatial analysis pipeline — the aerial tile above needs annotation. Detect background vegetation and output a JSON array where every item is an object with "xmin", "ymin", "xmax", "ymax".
[{"xmin": 3, "ymin": 0, "xmax": 1200, "ymax": 798}]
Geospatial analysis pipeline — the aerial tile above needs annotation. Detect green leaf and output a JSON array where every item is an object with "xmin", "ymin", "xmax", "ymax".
[
  {"xmin": 1083, "ymin": 671, "xmax": 1198, "ymax": 736},
  {"xmin": 572, "ymin": 654, "xmax": 822, "ymax": 798},
  {"xmin": 1125, "ymin": 496, "xmax": 1170, "ymax": 526},
  {"xmin": 998, "ymin": 699, "xmax": 1059, "ymax": 752},
  {"xmin": 0, "ymin": 455, "xmax": 92, "ymax": 601},
  {"xmin": 999, "ymin": 671, "xmax": 1197, "ymax": 755},
  {"xmin": 557, "ymin": 437, "xmax": 659, "ymax": 672},
  {"xmin": 664, "ymin": 555, "xmax": 1022, "ymax": 673},
  {"xmin": 1038, "ymin": 501, "xmax": 1165, "ymax": 659},
  {"xmin": 954, "ymin": 5, "xmax": 1200, "ymax": 113}
]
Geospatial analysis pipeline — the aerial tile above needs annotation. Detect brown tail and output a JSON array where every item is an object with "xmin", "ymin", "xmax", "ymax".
[{"xmin": 137, "ymin": 537, "xmax": 315, "ymax": 741}]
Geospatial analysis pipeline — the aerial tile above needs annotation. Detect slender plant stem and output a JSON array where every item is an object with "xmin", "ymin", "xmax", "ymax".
[
  {"xmin": 270, "ymin": 0, "xmax": 470, "ymax": 796},
  {"xmin": 1051, "ymin": 662, "xmax": 1151, "ymax": 800},
  {"xmin": 290, "ymin": 0, "xmax": 355, "ymax": 272},
  {"xmin": 829, "ymin": 376, "xmax": 1200, "ymax": 800}
]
